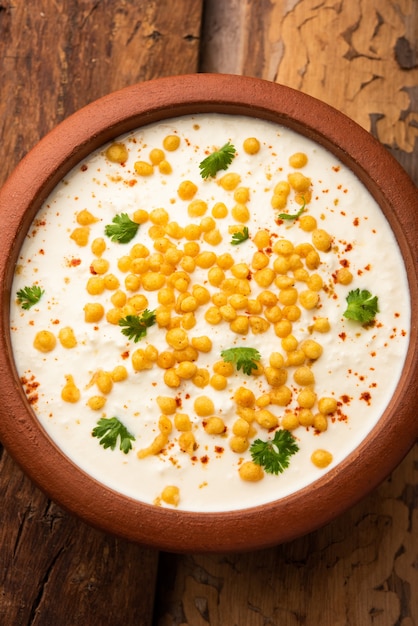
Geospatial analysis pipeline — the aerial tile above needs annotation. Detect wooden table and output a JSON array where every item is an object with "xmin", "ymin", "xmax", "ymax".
[{"xmin": 1, "ymin": 2, "xmax": 417, "ymax": 624}]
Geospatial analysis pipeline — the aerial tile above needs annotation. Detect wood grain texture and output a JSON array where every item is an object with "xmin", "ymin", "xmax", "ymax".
[
  {"xmin": 0, "ymin": 0, "xmax": 202, "ymax": 182},
  {"xmin": 1, "ymin": 0, "xmax": 417, "ymax": 624},
  {"xmin": 155, "ymin": 446, "xmax": 418, "ymax": 625},
  {"xmin": 154, "ymin": 1, "xmax": 418, "ymax": 625},
  {"xmin": 0, "ymin": 1, "xmax": 202, "ymax": 625},
  {"xmin": 0, "ymin": 450, "xmax": 158, "ymax": 626},
  {"xmin": 201, "ymin": 0, "xmax": 418, "ymax": 184}
]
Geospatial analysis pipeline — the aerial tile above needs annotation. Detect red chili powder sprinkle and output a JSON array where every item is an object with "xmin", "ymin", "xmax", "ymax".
[
  {"xmin": 21, "ymin": 375, "xmax": 39, "ymax": 390},
  {"xmin": 353, "ymin": 217, "xmax": 359, "ymax": 226},
  {"xmin": 200, "ymin": 455, "xmax": 209, "ymax": 464},
  {"xmin": 360, "ymin": 392, "xmax": 372, "ymax": 405},
  {"xmin": 336, "ymin": 408, "xmax": 348, "ymax": 422},
  {"xmin": 20, "ymin": 375, "xmax": 40, "ymax": 405}
]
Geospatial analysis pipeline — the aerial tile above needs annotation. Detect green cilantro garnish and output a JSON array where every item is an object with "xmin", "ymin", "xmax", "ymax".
[
  {"xmin": 92, "ymin": 417, "xmax": 135, "ymax": 454},
  {"xmin": 220, "ymin": 347, "xmax": 261, "ymax": 375},
  {"xmin": 104, "ymin": 213, "xmax": 139, "ymax": 243},
  {"xmin": 199, "ymin": 142, "xmax": 237, "ymax": 179},
  {"xmin": 231, "ymin": 226, "xmax": 250, "ymax": 245},
  {"xmin": 278, "ymin": 199, "xmax": 306, "ymax": 221},
  {"xmin": 118, "ymin": 309, "xmax": 157, "ymax": 342},
  {"xmin": 250, "ymin": 430, "xmax": 299, "ymax": 475},
  {"xmin": 16, "ymin": 285, "xmax": 44, "ymax": 310},
  {"xmin": 343, "ymin": 288, "xmax": 379, "ymax": 324}
]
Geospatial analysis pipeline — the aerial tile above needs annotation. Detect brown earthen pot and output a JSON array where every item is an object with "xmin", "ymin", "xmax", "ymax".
[{"xmin": 0, "ymin": 74, "xmax": 417, "ymax": 553}]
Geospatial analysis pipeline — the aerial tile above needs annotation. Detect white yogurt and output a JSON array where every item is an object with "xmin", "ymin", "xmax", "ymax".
[{"xmin": 10, "ymin": 114, "xmax": 410, "ymax": 512}]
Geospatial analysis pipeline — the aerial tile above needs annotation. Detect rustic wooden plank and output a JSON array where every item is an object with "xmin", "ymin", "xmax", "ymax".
[
  {"xmin": 155, "ymin": 448, "xmax": 418, "ymax": 625},
  {"xmin": 201, "ymin": 0, "xmax": 418, "ymax": 184},
  {"xmin": 154, "ymin": 1, "xmax": 418, "ymax": 624},
  {"xmin": 0, "ymin": 450, "xmax": 159, "ymax": 625},
  {"xmin": 0, "ymin": 0, "xmax": 202, "ymax": 182},
  {"xmin": 0, "ymin": 1, "xmax": 203, "ymax": 625}
]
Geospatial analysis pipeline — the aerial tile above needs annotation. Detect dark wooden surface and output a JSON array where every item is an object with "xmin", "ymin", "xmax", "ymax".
[
  {"xmin": 0, "ymin": 2, "xmax": 202, "ymax": 625},
  {"xmin": 1, "ymin": 1, "xmax": 417, "ymax": 625}
]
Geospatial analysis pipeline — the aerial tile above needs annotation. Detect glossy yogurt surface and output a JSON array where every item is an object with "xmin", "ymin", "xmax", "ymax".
[{"xmin": 10, "ymin": 114, "xmax": 410, "ymax": 512}]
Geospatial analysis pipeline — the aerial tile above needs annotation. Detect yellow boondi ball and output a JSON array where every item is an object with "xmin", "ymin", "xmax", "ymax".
[
  {"xmin": 105, "ymin": 142, "xmax": 128, "ymax": 163},
  {"xmin": 311, "ymin": 449, "xmax": 333, "ymax": 468},
  {"xmin": 33, "ymin": 330, "xmax": 56, "ymax": 353},
  {"xmin": 243, "ymin": 137, "xmax": 260, "ymax": 154},
  {"xmin": 161, "ymin": 485, "xmax": 180, "ymax": 506},
  {"xmin": 239, "ymin": 461, "xmax": 264, "ymax": 482}
]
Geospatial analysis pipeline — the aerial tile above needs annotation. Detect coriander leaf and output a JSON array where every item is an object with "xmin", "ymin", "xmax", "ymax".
[
  {"xmin": 221, "ymin": 347, "xmax": 261, "ymax": 375},
  {"xmin": 250, "ymin": 430, "xmax": 299, "ymax": 475},
  {"xmin": 199, "ymin": 142, "xmax": 237, "ymax": 179},
  {"xmin": 278, "ymin": 198, "xmax": 306, "ymax": 221},
  {"xmin": 92, "ymin": 416, "xmax": 135, "ymax": 454},
  {"xmin": 231, "ymin": 226, "xmax": 249, "ymax": 245},
  {"xmin": 16, "ymin": 285, "xmax": 44, "ymax": 310},
  {"xmin": 118, "ymin": 309, "xmax": 156, "ymax": 342},
  {"xmin": 343, "ymin": 288, "xmax": 379, "ymax": 324},
  {"xmin": 104, "ymin": 213, "xmax": 139, "ymax": 243}
]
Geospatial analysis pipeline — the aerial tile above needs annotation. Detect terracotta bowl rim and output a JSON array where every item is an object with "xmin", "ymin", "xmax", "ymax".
[{"xmin": 0, "ymin": 73, "xmax": 417, "ymax": 553}]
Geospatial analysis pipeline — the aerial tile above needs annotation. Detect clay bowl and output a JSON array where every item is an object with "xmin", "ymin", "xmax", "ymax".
[{"xmin": 0, "ymin": 74, "xmax": 417, "ymax": 553}]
